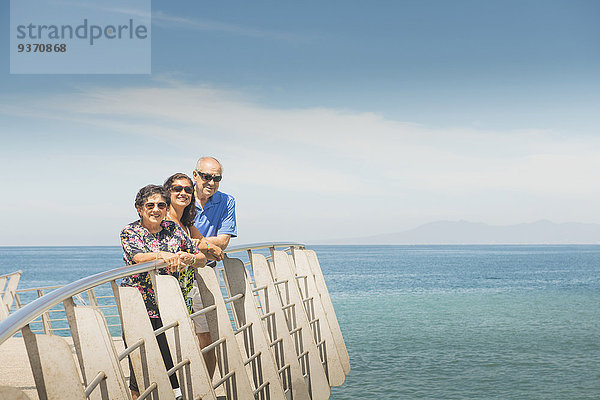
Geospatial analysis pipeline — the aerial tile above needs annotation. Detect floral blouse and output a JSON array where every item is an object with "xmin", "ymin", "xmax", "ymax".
[{"xmin": 120, "ymin": 219, "xmax": 197, "ymax": 318}]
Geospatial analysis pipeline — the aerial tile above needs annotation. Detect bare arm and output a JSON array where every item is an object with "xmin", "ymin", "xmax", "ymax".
[
  {"xmin": 189, "ymin": 225, "xmax": 205, "ymax": 241},
  {"xmin": 132, "ymin": 251, "xmax": 182, "ymax": 272},
  {"xmin": 190, "ymin": 225, "xmax": 224, "ymax": 260},
  {"xmin": 132, "ymin": 251, "xmax": 173, "ymax": 264},
  {"xmin": 176, "ymin": 251, "xmax": 207, "ymax": 269},
  {"xmin": 205, "ymin": 234, "xmax": 231, "ymax": 250}
]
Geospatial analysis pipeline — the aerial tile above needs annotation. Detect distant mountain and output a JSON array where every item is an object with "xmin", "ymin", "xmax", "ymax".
[{"xmin": 319, "ymin": 220, "xmax": 600, "ymax": 244}]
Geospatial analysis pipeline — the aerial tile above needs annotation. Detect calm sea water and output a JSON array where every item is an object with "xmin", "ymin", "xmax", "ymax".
[{"xmin": 1, "ymin": 245, "xmax": 599, "ymax": 399}]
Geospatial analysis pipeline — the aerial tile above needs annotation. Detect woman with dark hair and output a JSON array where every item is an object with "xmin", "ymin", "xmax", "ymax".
[
  {"xmin": 163, "ymin": 173, "xmax": 222, "ymax": 377},
  {"xmin": 120, "ymin": 184, "xmax": 206, "ymax": 400},
  {"xmin": 163, "ymin": 173, "xmax": 223, "ymax": 260}
]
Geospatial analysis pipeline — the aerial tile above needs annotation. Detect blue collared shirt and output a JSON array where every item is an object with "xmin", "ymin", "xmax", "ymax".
[{"xmin": 193, "ymin": 190, "xmax": 237, "ymax": 238}]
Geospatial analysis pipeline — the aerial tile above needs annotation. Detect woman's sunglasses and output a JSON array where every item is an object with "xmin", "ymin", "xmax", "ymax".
[
  {"xmin": 143, "ymin": 202, "xmax": 168, "ymax": 210},
  {"xmin": 171, "ymin": 185, "xmax": 194, "ymax": 194}
]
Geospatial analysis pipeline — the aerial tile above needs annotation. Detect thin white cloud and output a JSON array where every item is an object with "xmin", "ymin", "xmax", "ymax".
[
  {"xmin": 1, "ymin": 80, "xmax": 599, "ymax": 243},
  {"xmin": 50, "ymin": 1, "xmax": 151, "ymax": 19},
  {"xmin": 45, "ymin": 3, "xmax": 301, "ymax": 41}
]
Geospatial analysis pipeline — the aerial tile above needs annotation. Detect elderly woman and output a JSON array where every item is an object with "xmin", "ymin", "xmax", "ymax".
[
  {"xmin": 163, "ymin": 173, "xmax": 222, "ymax": 378},
  {"xmin": 120, "ymin": 184, "xmax": 206, "ymax": 400}
]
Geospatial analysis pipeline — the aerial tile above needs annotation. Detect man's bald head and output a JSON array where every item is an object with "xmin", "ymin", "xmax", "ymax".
[
  {"xmin": 194, "ymin": 156, "xmax": 223, "ymax": 201},
  {"xmin": 196, "ymin": 157, "xmax": 223, "ymax": 174}
]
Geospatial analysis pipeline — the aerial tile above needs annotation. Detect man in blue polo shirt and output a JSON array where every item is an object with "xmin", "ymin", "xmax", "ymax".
[
  {"xmin": 192, "ymin": 156, "xmax": 237, "ymax": 249},
  {"xmin": 190, "ymin": 156, "xmax": 237, "ymax": 379},
  {"xmin": 193, "ymin": 157, "xmax": 237, "ymax": 250}
]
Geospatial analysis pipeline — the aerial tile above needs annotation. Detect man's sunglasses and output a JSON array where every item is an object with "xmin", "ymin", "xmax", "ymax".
[
  {"xmin": 171, "ymin": 185, "xmax": 194, "ymax": 194},
  {"xmin": 196, "ymin": 170, "xmax": 223, "ymax": 182},
  {"xmin": 143, "ymin": 202, "xmax": 168, "ymax": 210}
]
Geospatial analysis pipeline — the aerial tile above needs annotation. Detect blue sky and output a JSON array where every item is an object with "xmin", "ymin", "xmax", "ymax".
[{"xmin": 1, "ymin": 0, "xmax": 599, "ymax": 245}]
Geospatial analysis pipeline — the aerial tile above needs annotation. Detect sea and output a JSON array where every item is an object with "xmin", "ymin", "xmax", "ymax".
[{"xmin": 1, "ymin": 244, "xmax": 599, "ymax": 399}]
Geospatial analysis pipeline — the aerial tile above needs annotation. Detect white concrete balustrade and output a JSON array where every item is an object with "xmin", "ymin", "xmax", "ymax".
[
  {"xmin": 0, "ymin": 271, "xmax": 22, "ymax": 321},
  {"xmin": 0, "ymin": 244, "xmax": 349, "ymax": 400}
]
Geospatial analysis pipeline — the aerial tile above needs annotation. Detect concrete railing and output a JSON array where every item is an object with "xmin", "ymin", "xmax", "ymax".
[
  {"xmin": 0, "ymin": 243, "xmax": 350, "ymax": 400},
  {"xmin": 0, "ymin": 270, "xmax": 22, "ymax": 321}
]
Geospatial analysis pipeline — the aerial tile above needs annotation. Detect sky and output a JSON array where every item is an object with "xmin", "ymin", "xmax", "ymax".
[{"xmin": 1, "ymin": 0, "xmax": 599, "ymax": 246}]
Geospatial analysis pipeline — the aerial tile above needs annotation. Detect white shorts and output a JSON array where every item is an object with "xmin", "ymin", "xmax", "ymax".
[{"xmin": 189, "ymin": 282, "xmax": 210, "ymax": 334}]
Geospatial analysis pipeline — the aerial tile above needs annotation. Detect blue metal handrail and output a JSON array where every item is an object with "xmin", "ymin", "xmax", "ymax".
[{"xmin": 0, "ymin": 242, "xmax": 304, "ymax": 344}]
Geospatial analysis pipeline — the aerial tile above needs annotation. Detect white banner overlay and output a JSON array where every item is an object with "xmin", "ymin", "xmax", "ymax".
[{"xmin": 10, "ymin": 0, "xmax": 151, "ymax": 74}]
